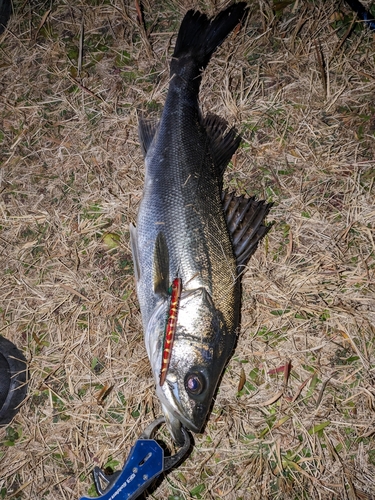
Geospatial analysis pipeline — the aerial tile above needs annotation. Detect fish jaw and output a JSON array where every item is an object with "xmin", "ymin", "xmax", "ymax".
[{"xmin": 145, "ymin": 287, "xmax": 236, "ymax": 444}]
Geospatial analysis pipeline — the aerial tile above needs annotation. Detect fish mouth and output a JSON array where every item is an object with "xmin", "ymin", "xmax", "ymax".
[
  {"xmin": 158, "ymin": 378, "xmax": 208, "ymax": 443},
  {"xmin": 176, "ymin": 412, "xmax": 201, "ymax": 434},
  {"xmin": 162, "ymin": 390, "xmax": 208, "ymax": 445},
  {"xmin": 163, "ymin": 405, "xmax": 201, "ymax": 446}
]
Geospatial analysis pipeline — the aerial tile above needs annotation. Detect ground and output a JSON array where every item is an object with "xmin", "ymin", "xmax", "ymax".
[{"xmin": 0, "ymin": 0, "xmax": 375, "ymax": 498}]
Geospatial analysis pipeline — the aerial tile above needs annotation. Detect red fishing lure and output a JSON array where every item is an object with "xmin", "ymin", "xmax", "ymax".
[{"xmin": 160, "ymin": 277, "xmax": 182, "ymax": 386}]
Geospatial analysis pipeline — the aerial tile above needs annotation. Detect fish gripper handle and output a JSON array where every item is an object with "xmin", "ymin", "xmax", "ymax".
[{"xmin": 79, "ymin": 418, "xmax": 191, "ymax": 500}]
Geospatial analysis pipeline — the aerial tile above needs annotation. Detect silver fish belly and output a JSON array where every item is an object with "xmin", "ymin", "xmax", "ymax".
[{"xmin": 130, "ymin": 3, "xmax": 271, "ymax": 445}]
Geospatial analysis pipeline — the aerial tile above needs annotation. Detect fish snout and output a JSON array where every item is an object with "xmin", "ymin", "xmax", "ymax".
[{"xmin": 191, "ymin": 402, "xmax": 209, "ymax": 433}]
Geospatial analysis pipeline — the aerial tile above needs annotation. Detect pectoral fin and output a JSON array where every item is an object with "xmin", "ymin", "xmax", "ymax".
[
  {"xmin": 153, "ymin": 232, "xmax": 170, "ymax": 297},
  {"xmin": 129, "ymin": 223, "xmax": 140, "ymax": 282}
]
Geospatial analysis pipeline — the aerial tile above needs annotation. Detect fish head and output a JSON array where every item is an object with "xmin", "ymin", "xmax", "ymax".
[{"xmin": 145, "ymin": 287, "xmax": 235, "ymax": 445}]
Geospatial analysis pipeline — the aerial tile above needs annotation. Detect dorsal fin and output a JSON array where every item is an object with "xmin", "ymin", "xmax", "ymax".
[
  {"xmin": 138, "ymin": 117, "xmax": 159, "ymax": 157},
  {"xmin": 222, "ymin": 190, "xmax": 273, "ymax": 269},
  {"xmin": 153, "ymin": 232, "xmax": 170, "ymax": 296},
  {"xmin": 203, "ymin": 113, "xmax": 241, "ymax": 180}
]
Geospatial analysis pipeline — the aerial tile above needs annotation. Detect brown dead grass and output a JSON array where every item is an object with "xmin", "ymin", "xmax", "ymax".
[{"xmin": 0, "ymin": 0, "xmax": 374, "ymax": 498}]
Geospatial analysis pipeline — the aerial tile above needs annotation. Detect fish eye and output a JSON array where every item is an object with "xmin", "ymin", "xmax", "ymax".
[{"xmin": 185, "ymin": 372, "xmax": 205, "ymax": 396}]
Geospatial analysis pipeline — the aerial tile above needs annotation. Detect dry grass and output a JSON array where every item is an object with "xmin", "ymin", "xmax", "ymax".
[{"xmin": 0, "ymin": 0, "xmax": 374, "ymax": 498}]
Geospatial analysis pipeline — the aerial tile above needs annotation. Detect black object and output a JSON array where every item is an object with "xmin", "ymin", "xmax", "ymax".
[
  {"xmin": 0, "ymin": 336, "xmax": 28, "ymax": 426},
  {"xmin": 345, "ymin": 0, "xmax": 375, "ymax": 31},
  {"xmin": 0, "ymin": 0, "xmax": 11, "ymax": 34},
  {"xmin": 80, "ymin": 417, "xmax": 191, "ymax": 500}
]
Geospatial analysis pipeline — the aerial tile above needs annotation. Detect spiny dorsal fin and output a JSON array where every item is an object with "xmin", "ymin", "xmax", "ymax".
[
  {"xmin": 153, "ymin": 232, "xmax": 170, "ymax": 296},
  {"xmin": 138, "ymin": 117, "xmax": 159, "ymax": 157},
  {"xmin": 222, "ymin": 190, "xmax": 273, "ymax": 269},
  {"xmin": 202, "ymin": 113, "xmax": 241, "ymax": 181}
]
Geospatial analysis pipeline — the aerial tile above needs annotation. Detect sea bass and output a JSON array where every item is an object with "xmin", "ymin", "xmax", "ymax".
[{"xmin": 130, "ymin": 3, "xmax": 272, "ymax": 445}]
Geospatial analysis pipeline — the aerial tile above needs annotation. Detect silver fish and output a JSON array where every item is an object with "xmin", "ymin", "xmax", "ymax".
[{"xmin": 130, "ymin": 3, "xmax": 272, "ymax": 445}]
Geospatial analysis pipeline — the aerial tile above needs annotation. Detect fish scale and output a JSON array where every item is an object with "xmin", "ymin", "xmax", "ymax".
[
  {"xmin": 137, "ymin": 107, "xmax": 236, "ymax": 329},
  {"xmin": 130, "ymin": 3, "xmax": 271, "ymax": 445}
]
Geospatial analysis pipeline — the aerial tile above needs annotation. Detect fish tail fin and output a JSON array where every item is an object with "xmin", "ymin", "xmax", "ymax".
[{"xmin": 171, "ymin": 3, "xmax": 249, "ymax": 86}]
